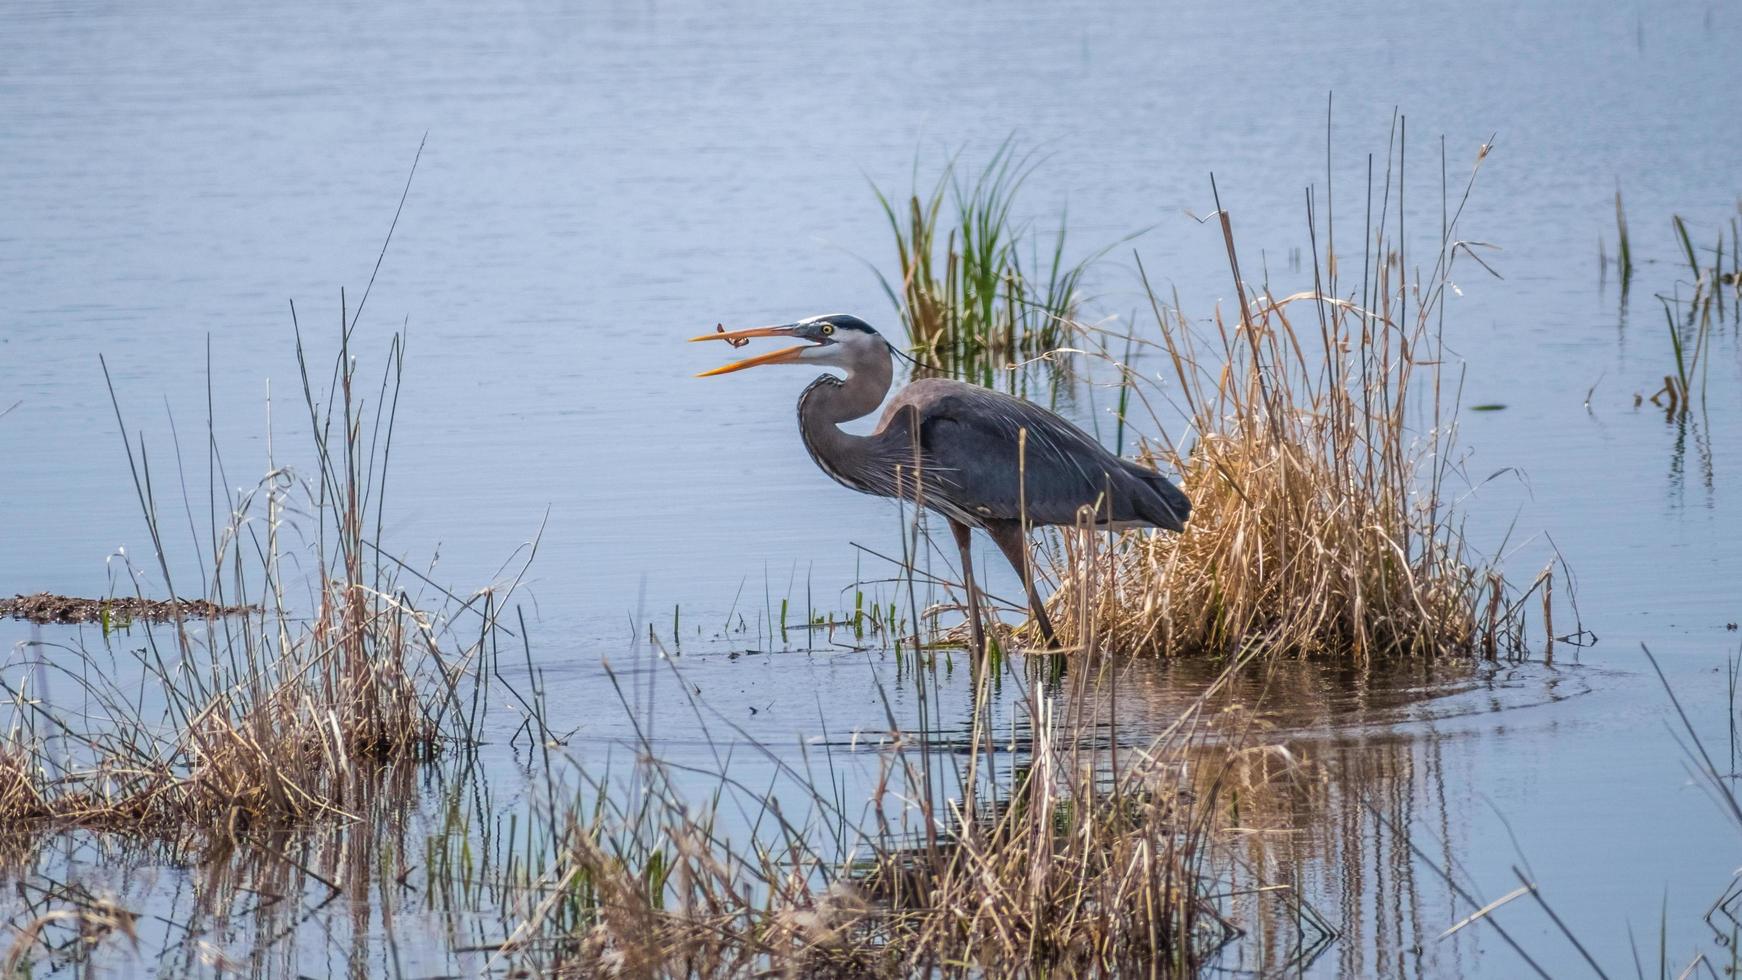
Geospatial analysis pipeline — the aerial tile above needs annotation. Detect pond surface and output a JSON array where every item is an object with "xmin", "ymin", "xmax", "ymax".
[{"xmin": 3, "ymin": 0, "xmax": 1741, "ymax": 975}]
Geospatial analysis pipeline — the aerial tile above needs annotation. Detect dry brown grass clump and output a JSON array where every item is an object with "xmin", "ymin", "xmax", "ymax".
[
  {"xmin": 0, "ymin": 742, "xmax": 51, "ymax": 824},
  {"xmin": 1049, "ymin": 295, "xmax": 1493, "ymax": 660},
  {"xmin": 0, "ymin": 587, "xmax": 442, "ymax": 835},
  {"xmin": 491, "ymin": 660, "xmax": 1237, "ymax": 978},
  {"xmin": 169, "ymin": 588, "xmax": 444, "ymax": 829},
  {"xmin": 0, "ymin": 322, "xmax": 478, "ymax": 838},
  {"xmin": 1040, "ymin": 142, "xmax": 1552, "ymax": 661}
]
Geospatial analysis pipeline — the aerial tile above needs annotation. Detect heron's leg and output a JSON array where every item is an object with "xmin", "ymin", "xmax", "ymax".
[
  {"xmin": 986, "ymin": 520, "xmax": 1059, "ymax": 649},
  {"xmin": 948, "ymin": 519, "xmax": 988, "ymax": 659}
]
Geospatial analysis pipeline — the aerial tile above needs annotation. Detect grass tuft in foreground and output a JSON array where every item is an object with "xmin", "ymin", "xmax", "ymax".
[{"xmin": 489, "ymin": 658, "xmax": 1244, "ymax": 977}]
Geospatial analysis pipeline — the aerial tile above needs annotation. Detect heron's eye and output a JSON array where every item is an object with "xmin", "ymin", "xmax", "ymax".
[{"xmin": 820, "ymin": 323, "xmax": 836, "ymax": 337}]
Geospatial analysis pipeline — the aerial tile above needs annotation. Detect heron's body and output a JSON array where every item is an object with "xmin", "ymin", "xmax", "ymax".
[
  {"xmin": 800, "ymin": 370, "xmax": 1189, "ymax": 533},
  {"xmin": 695, "ymin": 314, "xmax": 1190, "ymax": 652}
]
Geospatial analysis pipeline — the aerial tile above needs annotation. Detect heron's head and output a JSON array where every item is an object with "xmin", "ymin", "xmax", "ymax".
[{"xmin": 690, "ymin": 314, "xmax": 889, "ymax": 377}]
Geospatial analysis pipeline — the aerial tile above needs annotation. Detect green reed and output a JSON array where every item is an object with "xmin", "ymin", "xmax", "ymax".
[
  {"xmin": 1615, "ymin": 189, "xmax": 1634, "ymax": 287},
  {"xmin": 872, "ymin": 141, "xmax": 1121, "ymax": 386},
  {"xmin": 1648, "ymin": 210, "xmax": 1736, "ymax": 415}
]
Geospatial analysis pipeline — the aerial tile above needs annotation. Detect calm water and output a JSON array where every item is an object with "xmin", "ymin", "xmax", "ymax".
[{"xmin": 3, "ymin": 0, "xmax": 1740, "ymax": 975}]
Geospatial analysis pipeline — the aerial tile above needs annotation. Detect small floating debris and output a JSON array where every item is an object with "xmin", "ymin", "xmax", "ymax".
[
  {"xmin": 1469, "ymin": 403, "xmax": 1507, "ymax": 411},
  {"xmin": 0, "ymin": 592, "xmax": 256, "ymax": 625}
]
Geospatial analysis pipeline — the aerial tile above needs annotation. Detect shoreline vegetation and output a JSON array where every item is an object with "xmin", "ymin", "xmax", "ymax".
[
  {"xmin": 0, "ymin": 592, "xmax": 257, "ymax": 625},
  {"xmin": 6, "ymin": 123, "xmax": 1677, "ymax": 977}
]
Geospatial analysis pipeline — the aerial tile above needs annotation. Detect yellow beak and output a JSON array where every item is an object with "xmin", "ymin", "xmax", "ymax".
[{"xmin": 690, "ymin": 324, "xmax": 809, "ymax": 377}]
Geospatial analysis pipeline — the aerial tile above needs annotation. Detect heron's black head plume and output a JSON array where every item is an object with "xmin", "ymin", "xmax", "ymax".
[
  {"xmin": 803, "ymin": 313, "xmax": 878, "ymax": 336},
  {"xmin": 888, "ymin": 343, "xmax": 924, "ymax": 371}
]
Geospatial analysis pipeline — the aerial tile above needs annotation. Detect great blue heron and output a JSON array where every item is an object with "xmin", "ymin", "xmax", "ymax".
[{"xmin": 693, "ymin": 314, "xmax": 1189, "ymax": 656}]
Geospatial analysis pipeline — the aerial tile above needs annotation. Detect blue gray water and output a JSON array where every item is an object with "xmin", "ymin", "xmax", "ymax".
[{"xmin": 3, "ymin": 0, "xmax": 1740, "ymax": 975}]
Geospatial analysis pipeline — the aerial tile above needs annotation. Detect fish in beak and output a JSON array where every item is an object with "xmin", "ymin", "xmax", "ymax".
[{"xmin": 689, "ymin": 323, "xmax": 811, "ymax": 377}]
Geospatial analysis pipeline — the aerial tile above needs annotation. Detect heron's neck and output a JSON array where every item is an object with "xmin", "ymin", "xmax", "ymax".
[{"xmin": 797, "ymin": 349, "xmax": 893, "ymax": 490}]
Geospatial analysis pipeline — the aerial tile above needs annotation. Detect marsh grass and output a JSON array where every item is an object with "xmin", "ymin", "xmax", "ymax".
[
  {"xmin": 0, "ymin": 314, "xmax": 501, "ymax": 838},
  {"xmin": 1026, "ymin": 136, "xmax": 1557, "ymax": 661},
  {"xmin": 1614, "ymin": 189, "xmax": 1635, "ymax": 287},
  {"xmin": 873, "ymin": 141, "xmax": 1127, "ymax": 387},
  {"xmin": 478, "ymin": 653, "xmax": 1273, "ymax": 978},
  {"xmin": 1647, "ymin": 210, "xmax": 1738, "ymax": 415}
]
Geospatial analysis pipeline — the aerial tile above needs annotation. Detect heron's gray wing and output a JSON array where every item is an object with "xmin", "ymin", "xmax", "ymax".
[{"xmin": 899, "ymin": 380, "xmax": 1183, "ymax": 528}]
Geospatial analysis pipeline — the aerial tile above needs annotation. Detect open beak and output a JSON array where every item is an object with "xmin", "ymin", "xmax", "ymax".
[{"xmin": 689, "ymin": 324, "xmax": 809, "ymax": 377}]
